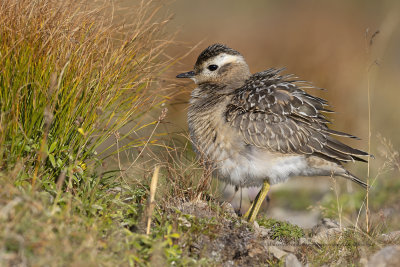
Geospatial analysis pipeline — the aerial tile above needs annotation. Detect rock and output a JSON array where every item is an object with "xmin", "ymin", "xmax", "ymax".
[
  {"xmin": 268, "ymin": 246, "xmax": 287, "ymax": 259},
  {"xmin": 285, "ymin": 253, "xmax": 302, "ymax": 267},
  {"xmin": 367, "ymin": 246, "xmax": 400, "ymax": 267},
  {"xmin": 253, "ymin": 221, "xmax": 271, "ymax": 238},
  {"xmin": 299, "ymin": 237, "xmax": 311, "ymax": 245},
  {"xmin": 223, "ymin": 260, "xmax": 235, "ymax": 267},
  {"xmin": 359, "ymin": 256, "xmax": 368, "ymax": 267},
  {"xmin": 246, "ymin": 242, "xmax": 265, "ymax": 258},
  {"xmin": 311, "ymin": 218, "xmax": 342, "ymax": 244},
  {"xmin": 221, "ymin": 202, "xmax": 238, "ymax": 218},
  {"xmin": 380, "ymin": 231, "xmax": 400, "ymax": 243},
  {"xmin": 281, "ymin": 246, "xmax": 296, "ymax": 253},
  {"xmin": 253, "ymin": 220, "xmax": 260, "ymax": 229},
  {"xmin": 176, "ymin": 200, "xmax": 214, "ymax": 218},
  {"xmin": 311, "ymin": 218, "xmax": 341, "ymax": 236},
  {"xmin": 311, "ymin": 228, "xmax": 342, "ymax": 244},
  {"xmin": 177, "ymin": 216, "xmax": 191, "ymax": 228}
]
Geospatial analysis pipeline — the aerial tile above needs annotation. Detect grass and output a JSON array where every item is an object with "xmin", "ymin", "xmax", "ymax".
[
  {"xmin": 1, "ymin": 0, "xmax": 400, "ymax": 266},
  {"xmin": 0, "ymin": 174, "xmax": 189, "ymax": 266},
  {"xmin": 302, "ymin": 227, "xmax": 392, "ymax": 266},
  {"xmin": 0, "ymin": 0, "xmax": 170, "ymax": 187},
  {"xmin": 0, "ymin": 0, "xmax": 183, "ymax": 266}
]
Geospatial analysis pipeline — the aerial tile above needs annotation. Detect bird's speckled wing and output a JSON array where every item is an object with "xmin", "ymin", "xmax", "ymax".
[{"xmin": 226, "ymin": 68, "xmax": 368, "ymax": 162}]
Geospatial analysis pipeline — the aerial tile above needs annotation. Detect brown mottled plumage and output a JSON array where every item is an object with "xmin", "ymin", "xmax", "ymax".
[
  {"xmin": 226, "ymin": 69, "xmax": 368, "ymax": 164},
  {"xmin": 177, "ymin": 44, "xmax": 370, "ymax": 190}
]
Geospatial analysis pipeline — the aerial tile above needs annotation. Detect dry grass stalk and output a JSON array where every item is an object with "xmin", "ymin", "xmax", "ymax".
[{"xmin": 147, "ymin": 164, "xmax": 160, "ymax": 235}]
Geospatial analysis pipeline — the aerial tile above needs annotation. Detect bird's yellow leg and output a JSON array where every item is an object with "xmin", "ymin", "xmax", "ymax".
[
  {"xmin": 242, "ymin": 199, "xmax": 255, "ymax": 219},
  {"xmin": 243, "ymin": 181, "xmax": 270, "ymax": 222}
]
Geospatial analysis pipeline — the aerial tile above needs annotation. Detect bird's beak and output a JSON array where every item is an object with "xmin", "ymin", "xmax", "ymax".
[{"xmin": 176, "ymin": 71, "xmax": 195, "ymax": 78}]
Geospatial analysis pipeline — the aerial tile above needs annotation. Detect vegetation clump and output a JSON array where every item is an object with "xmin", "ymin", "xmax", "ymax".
[
  {"xmin": 0, "ymin": 0, "xmax": 169, "ymax": 187},
  {"xmin": 257, "ymin": 218, "xmax": 305, "ymax": 242},
  {"xmin": 0, "ymin": 0, "xmax": 179, "ymax": 266}
]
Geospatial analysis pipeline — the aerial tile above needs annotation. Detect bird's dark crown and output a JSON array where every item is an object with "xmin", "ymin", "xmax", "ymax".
[{"xmin": 195, "ymin": 44, "xmax": 241, "ymax": 67}]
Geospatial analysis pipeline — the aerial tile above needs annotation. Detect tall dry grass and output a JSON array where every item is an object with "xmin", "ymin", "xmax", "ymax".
[
  {"xmin": 0, "ymin": 1, "xmax": 197, "ymax": 266},
  {"xmin": 0, "ymin": 0, "xmax": 170, "ymax": 188}
]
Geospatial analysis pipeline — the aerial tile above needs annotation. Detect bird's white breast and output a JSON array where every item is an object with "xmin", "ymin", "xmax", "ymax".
[{"xmin": 216, "ymin": 147, "xmax": 309, "ymax": 187}]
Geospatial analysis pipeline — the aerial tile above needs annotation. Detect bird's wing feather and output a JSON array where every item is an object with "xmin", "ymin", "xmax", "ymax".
[{"xmin": 226, "ymin": 68, "xmax": 368, "ymax": 162}]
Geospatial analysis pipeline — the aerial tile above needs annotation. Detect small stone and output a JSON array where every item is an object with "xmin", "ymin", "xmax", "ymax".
[
  {"xmin": 224, "ymin": 260, "xmax": 235, "ymax": 267},
  {"xmin": 178, "ymin": 216, "xmax": 191, "ymax": 228},
  {"xmin": 311, "ymin": 228, "xmax": 342, "ymax": 244},
  {"xmin": 247, "ymin": 242, "xmax": 264, "ymax": 257},
  {"xmin": 367, "ymin": 245, "xmax": 400, "ymax": 267},
  {"xmin": 254, "ymin": 221, "xmax": 271, "ymax": 238},
  {"xmin": 177, "ymin": 200, "xmax": 214, "ymax": 218},
  {"xmin": 311, "ymin": 218, "xmax": 341, "ymax": 236},
  {"xmin": 299, "ymin": 237, "xmax": 311, "ymax": 245},
  {"xmin": 310, "ymin": 218, "xmax": 343, "ymax": 244},
  {"xmin": 380, "ymin": 231, "xmax": 400, "ymax": 243},
  {"xmin": 285, "ymin": 253, "xmax": 302, "ymax": 267},
  {"xmin": 253, "ymin": 220, "xmax": 260, "ymax": 229},
  {"xmin": 281, "ymin": 246, "xmax": 296, "ymax": 253},
  {"xmin": 221, "ymin": 202, "xmax": 237, "ymax": 218},
  {"xmin": 359, "ymin": 257, "xmax": 368, "ymax": 266},
  {"xmin": 268, "ymin": 246, "xmax": 287, "ymax": 259},
  {"xmin": 211, "ymin": 251, "xmax": 219, "ymax": 258}
]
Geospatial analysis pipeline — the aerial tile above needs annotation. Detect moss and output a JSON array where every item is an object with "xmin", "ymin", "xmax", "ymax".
[{"xmin": 257, "ymin": 218, "xmax": 304, "ymax": 242}]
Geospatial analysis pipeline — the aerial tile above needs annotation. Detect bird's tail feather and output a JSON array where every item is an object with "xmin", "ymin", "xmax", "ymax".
[{"xmin": 340, "ymin": 171, "xmax": 369, "ymax": 189}]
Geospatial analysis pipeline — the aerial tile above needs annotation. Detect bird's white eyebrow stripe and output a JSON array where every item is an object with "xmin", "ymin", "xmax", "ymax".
[{"xmin": 206, "ymin": 53, "xmax": 244, "ymax": 67}]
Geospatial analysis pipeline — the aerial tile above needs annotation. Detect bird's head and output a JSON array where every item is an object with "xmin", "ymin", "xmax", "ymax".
[{"xmin": 177, "ymin": 44, "xmax": 251, "ymax": 87}]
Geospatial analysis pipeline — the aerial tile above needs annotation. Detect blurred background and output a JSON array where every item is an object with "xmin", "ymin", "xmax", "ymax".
[
  {"xmin": 159, "ymin": 0, "xmax": 400, "ymax": 228},
  {"xmin": 166, "ymin": 0, "xmax": 400, "ymax": 146}
]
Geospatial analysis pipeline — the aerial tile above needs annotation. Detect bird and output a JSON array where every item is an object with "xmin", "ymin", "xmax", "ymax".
[{"xmin": 176, "ymin": 43, "xmax": 370, "ymax": 222}]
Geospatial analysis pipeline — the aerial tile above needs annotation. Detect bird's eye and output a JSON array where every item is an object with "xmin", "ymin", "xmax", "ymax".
[{"xmin": 207, "ymin": 64, "xmax": 218, "ymax": 71}]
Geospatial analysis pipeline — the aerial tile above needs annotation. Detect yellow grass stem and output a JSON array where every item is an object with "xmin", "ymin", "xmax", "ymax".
[
  {"xmin": 146, "ymin": 165, "xmax": 160, "ymax": 235},
  {"xmin": 365, "ymin": 28, "xmax": 374, "ymax": 233}
]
